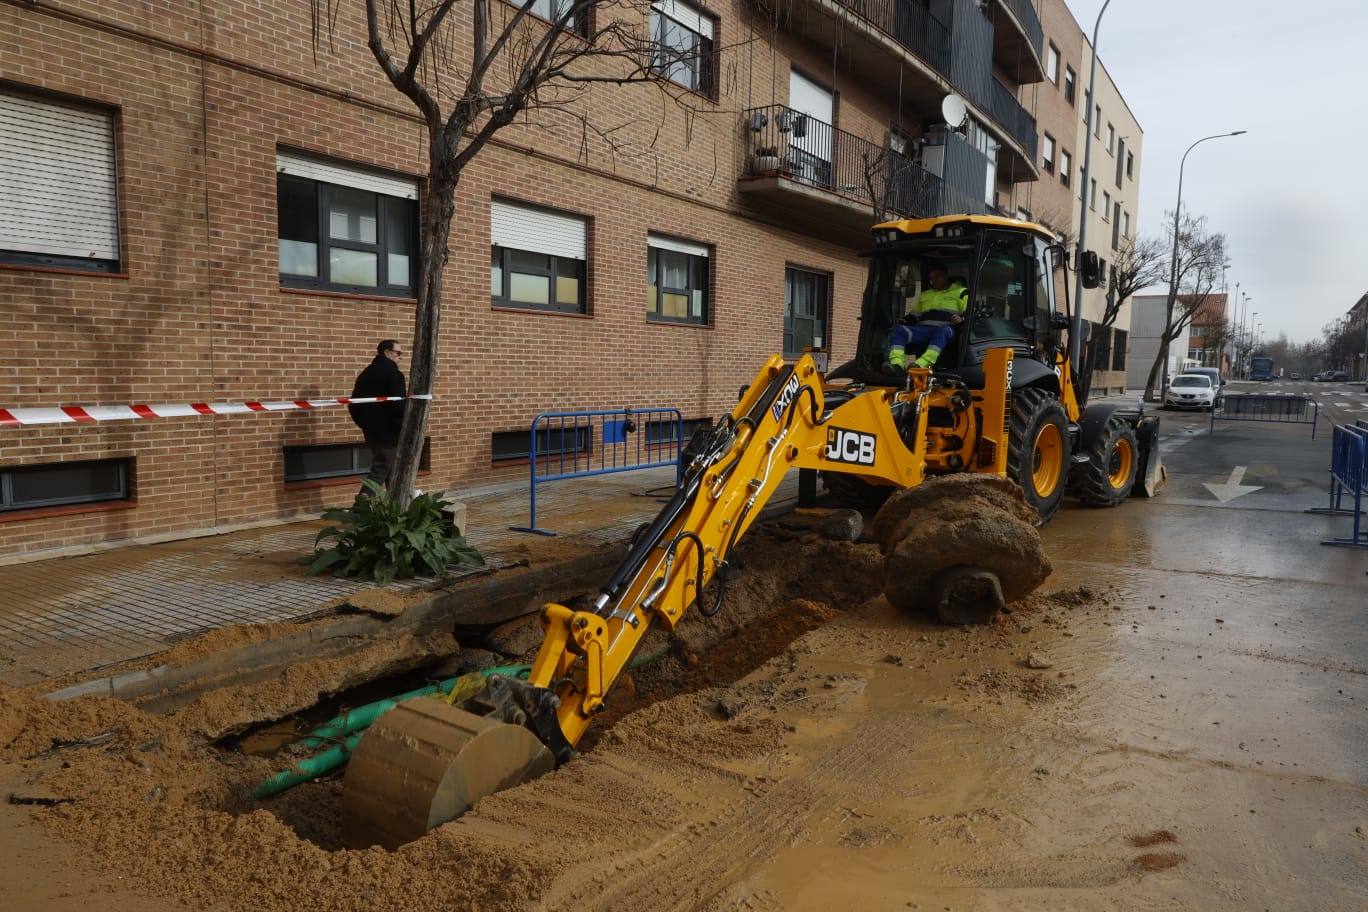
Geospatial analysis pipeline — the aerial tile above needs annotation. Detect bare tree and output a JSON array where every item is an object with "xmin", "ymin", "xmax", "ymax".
[
  {"xmin": 1104, "ymin": 234, "xmax": 1165, "ymax": 329},
  {"xmin": 1144, "ymin": 211, "xmax": 1227, "ymax": 401},
  {"xmin": 312, "ymin": 0, "xmax": 723, "ymax": 505}
]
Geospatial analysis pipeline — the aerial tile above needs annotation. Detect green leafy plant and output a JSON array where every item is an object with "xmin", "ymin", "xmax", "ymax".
[{"xmin": 308, "ymin": 481, "xmax": 484, "ymax": 585}]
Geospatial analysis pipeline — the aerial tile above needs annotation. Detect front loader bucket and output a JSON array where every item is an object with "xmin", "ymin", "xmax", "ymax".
[{"xmin": 1130, "ymin": 415, "xmax": 1166, "ymax": 498}]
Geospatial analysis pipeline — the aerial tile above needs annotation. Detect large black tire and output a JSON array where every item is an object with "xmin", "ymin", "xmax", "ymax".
[
  {"xmin": 1007, "ymin": 388, "xmax": 1070, "ymax": 525},
  {"xmin": 1070, "ymin": 415, "xmax": 1139, "ymax": 508}
]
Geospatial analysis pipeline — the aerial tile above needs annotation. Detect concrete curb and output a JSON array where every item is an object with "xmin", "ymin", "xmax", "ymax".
[{"xmin": 46, "ymin": 495, "xmax": 797, "ymax": 710}]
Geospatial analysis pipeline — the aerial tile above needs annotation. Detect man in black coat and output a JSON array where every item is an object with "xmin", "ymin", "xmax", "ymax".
[{"xmin": 349, "ymin": 339, "xmax": 407, "ymax": 497}]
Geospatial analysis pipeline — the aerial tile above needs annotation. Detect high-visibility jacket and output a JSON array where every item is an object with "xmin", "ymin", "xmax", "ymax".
[{"xmin": 911, "ymin": 282, "xmax": 969, "ymax": 319}]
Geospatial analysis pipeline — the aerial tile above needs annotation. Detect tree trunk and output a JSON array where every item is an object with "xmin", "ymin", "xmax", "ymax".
[
  {"xmin": 388, "ymin": 163, "xmax": 459, "ymax": 508},
  {"xmin": 1143, "ymin": 348, "xmax": 1164, "ymax": 403}
]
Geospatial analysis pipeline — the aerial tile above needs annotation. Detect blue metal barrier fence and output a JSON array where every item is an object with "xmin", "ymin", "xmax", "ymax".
[
  {"xmin": 510, "ymin": 407, "xmax": 685, "ymax": 536},
  {"xmin": 1211, "ymin": 394, "xmax": 1319, "ymax": 438},
  {"xmin": 1305, "ymin": 420, "xmax": 1367, "ymax": 549}
]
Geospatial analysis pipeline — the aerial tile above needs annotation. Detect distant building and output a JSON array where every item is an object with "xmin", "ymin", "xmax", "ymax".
[
  {"xmin": 1349, "ymin": 292, "xmax": 1368, "ymax": 381},
  {"xmin": 1186, "ymin": 293, "xmax": 1230, "ymax": 376},
  {"xmin": 1128, "ymin": 294, "xmax": 1191, "ymax": 390}
]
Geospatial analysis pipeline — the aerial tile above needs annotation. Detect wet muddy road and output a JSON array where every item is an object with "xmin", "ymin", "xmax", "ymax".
[{"xmin": 3, "ymin": 415, "xmax": 1365, "ymax": 911}]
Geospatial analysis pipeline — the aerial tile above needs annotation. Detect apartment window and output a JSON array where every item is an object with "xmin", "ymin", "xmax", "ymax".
[
  {"xmin": 1123, "ymin": 210, "xmax": 1130, "ymax": 238},
  {"xmin": 1126, "ymin": 151, "xmax": 1134, "ymax": 179},
  {"xmin": 647, "ymin": 234, "xmax": 709, "ymax": 324},
  {"xmin": 283, "ymin": 440, "xmax": 430, "ymax": 483},
  {"xmin": 1102, "ymin": 190, "xmax": 1111, "ymax": 219},
  {"xmin": 1094, "ymin": 104, "xmax": 1102, "ymax": 138},
  {"xmin": 1106, "ymin": 123, "xmax": 1115, "ymax": 154},
  {"xmin": 0, "ymin": 88, "xmax": 120, "ymax": 273},
  {"xmin": 1112, "ymin": 328, "xmax": 1128, "ymax": 371},
  {"xmin": 1098, "ymin": 257, "xmax": 1107, "ymax": 288},
  {"xmin": 490, "ymin": 199, "xmax": 588, "ymax": 313},
  {"xmin": 1115, "ymin": 138, "xmax": 1126, "ymax": 187},
  {"xmin": 528, "ymin": 0, "xmax": 590, "ymax": 35},
  {"xmin": 784, "ymin": 267, "xmax": 830, "ymax": 358},
  {"xmin": 1093, "ymin": 324, "xmax": 1112, "ymax": 371},
  {"xmin": 0, "ymin": 459, "xmax": 131, "ymax": 512},
  {"xmin": 644, "ymin": 416, "xmax": 711, "ymax": 446},
  {"xmin": 1112, "ymin": 202, "xmax": 1121, "ymax": 250},
  {"xmin": 277, "ymin": 152, "xmax": 418, "ymax": 296},
  {"xmin": 651, "ymin": 0, "xmax": 716, "ymax": 96},
  {"xmin": 492, "ymin": 426, "xmax": 593, "ymax": 463},
  {"xmin": 1059, "ymin": 149, "xmax": 1072, "ymax": 188},
  {"xmin": 1041, "ymin": 133, "xmax": 1055, "ymax": 174},
  {"xmin": 1064, "ymin": 66, "xmax": 1076, "ymax": 105},
  {"xmin": 1089, "ymin": 179, "xmax": 1097, "ymax": 210},
  {"xmin": 1046, "ymin": 43, "xmax": 1060, "ymax": 84}
]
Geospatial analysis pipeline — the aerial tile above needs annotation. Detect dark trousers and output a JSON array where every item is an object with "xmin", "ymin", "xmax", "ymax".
[{"xmin": 360, "ymin": 441, "xmax": 397, "ymax": 497}]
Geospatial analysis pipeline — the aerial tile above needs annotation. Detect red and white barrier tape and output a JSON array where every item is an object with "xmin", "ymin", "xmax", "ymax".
[{"xmin": 0, "ymin": 394, "xmax": 434, "ymax": 428}]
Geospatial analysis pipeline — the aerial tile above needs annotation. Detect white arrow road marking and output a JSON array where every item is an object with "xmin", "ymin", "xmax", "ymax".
[{"xmin": 1203, "ymin": 466, "xmax": 1264, "ymax": 503}]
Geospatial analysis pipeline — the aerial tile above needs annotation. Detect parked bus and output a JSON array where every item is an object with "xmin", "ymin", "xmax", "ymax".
[{"xmin": 1249, "ymin": 356, "xmax": 1275, "ymax": 381}]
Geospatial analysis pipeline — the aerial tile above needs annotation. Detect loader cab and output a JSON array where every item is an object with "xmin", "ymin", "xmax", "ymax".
[{"xmin": 838, "ymin": 216, "xmax": 1061, "ymax": 392}]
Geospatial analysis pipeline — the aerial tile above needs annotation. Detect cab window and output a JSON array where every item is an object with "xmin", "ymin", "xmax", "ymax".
[{"xmin": 971, "ymin": 231, "xmax": 1030, "ymax": 341}]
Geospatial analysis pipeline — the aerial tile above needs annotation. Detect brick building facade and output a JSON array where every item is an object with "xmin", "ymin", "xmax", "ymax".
[{"xmin": 1, "ymin": 0, "xmax": 1056, "ymax": 556}]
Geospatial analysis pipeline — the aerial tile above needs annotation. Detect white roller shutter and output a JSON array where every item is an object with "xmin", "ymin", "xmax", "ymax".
[
  {"xmin": 276, "ymin": 151, "xmax": 418, "ymax": 200},
  {"xmin": 653, "ymin": 0, "xmax": 713, "ymax": 39},
  {"xmin": 0, "ymin": 91, "xmax": 120, "ymax": 261},
  {"xmin": 648, "ymin": 233, "xmax": 709, "ymax": 258},
  {"xmin": 491, "ymin": 199, "xmax": 586, "ymax": 260}
]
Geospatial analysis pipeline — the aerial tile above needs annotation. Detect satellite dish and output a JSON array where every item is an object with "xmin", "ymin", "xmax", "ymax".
[{"xmin": 941, "ymin": 94, "xmax": 968, "ymax": 132}]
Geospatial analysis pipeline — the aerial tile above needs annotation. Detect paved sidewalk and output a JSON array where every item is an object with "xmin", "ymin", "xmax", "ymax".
[{"xmin": 0, "ymin": 467, "xmax": 794, "ymax": 687}]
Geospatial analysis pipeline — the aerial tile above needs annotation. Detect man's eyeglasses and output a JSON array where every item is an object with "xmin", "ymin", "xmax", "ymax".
[{"xmin": 388, "ymin": 349, "xmax": 403, "ymax": 357}]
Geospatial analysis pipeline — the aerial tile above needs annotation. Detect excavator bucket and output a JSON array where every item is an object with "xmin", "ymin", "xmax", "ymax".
[
  {"xmin": 341, "ymin": 697, "xmax": 554, "ymax": 850},
  {"xmin": 1130, "ymin": 415, "xmax": 1167, "ymax": 498}
]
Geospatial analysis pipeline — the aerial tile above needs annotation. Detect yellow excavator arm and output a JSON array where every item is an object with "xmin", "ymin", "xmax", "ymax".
[{"xmin": 527, "ymin": 347, "xmax": 1014, "ymax": 755}]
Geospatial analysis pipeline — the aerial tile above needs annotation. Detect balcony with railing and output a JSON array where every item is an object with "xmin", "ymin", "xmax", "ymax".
[
  {"xmin": 992, "ymin": 0, "xmax": 1045, "ymax": 84},
  {"xmin": 987, "ymin": 78, "xmax": 1038, "ymax": 163},
  {"xmin": 829, "ymin": 0, "xmax": 953, "ymax": 78},
  {"xmin": 738, "ymin": 105, "xmax": 944, "ymax": 243}
]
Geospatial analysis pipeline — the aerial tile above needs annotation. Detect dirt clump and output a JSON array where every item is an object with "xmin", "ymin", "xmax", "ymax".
[
  {"xmin": 872, "ymin": 476, "xmax": 1052, "ymax": 615},
  {"xmin": 340, "ymin": 587, "xmax": 429, "ymax": 618},
  {"xmin": 483, "ymin": 612, "xmax": 545, "ymax": 660},
  {"xmin": 1133, "ymin": 851, "xmax": 1186, "ymax": 872},
  {"xmin": 955, "ymin": 668, "xmax": 1065, "ymax": 704},
  {"xmin": 1128, "ymin": 829, "xmax": 1178, "ymax": 848}
]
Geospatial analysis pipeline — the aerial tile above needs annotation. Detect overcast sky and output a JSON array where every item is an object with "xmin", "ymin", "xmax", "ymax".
[{"xmin": 1064, "ymin": 0, "xmax": 1365, "ymax": 344}]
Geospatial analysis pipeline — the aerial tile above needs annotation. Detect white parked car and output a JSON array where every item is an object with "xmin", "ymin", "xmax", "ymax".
[{"xmin": 1164, "ymin": 374, "xmax": 1217, "ymax": 410}]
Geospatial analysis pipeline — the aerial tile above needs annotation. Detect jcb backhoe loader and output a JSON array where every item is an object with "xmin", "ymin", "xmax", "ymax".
[{"xmin": 339, "ymin": 215, "xmax": 1163, "ymax": 849}]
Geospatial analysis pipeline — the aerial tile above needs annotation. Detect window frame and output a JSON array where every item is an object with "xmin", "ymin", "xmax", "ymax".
[
  {"xmin": 647, "ymin": 236, "xmax": 711, "ymax": 326},
  {"xmin": 1089, "ymin": 179, "xmax": 1097, "ymax": 211},
  {"xmin": 1063, "ymin": 66, "xmax": 1076, "ymax": 105},
  {"xmin": 283, "ymin": 440, "xmax": 430, "ymax": 485},
  {"xmin": 1126, "ymin": 151, "xmax": 1134, "ymax": 179},
  {"xmin": 1106, "ymin": 123, "xmax": 1115, "ymax": 154},
  {"xmin": 1059, "ymin": 148, "xmax": 1072, "ymax": 187},
  {"xmin": 1046, "ymin": 43, "xmax": 1060, "ymax": 84},
  {"xmin": 491, "ymin": 246, "xmax": 587, "ymax": 314},
  {"xmin": 783, "ymin": 265, "xmax": 832, "ymax": 359},
  {"xmin": 1102, "ymin": 190, "xmax": 1112, "ymax": 220},
  {"xmin": 649, "ymin": 0, "xmax": 719, "ymax": 100},
  {"xmin": 0, "ymin": 86, "xmax": 123, "ymax": 274},
  {"xmin": 0, "ymin": 458, "xmax": 132, "ymax": 513},
  {"xmin": 491, "ymin": 425, "xmax": 594, "ymax": 465},
  {"xmin": 519, "ymin": 0, "xmax": 592, "ymax": 37},
  {"xmin": 1041, "ymin": 132, "xmax": 1055, "ymax": 173},
  {"xmin": 277, "ymin": 170, "xmax": 418, "ymax": 298}
]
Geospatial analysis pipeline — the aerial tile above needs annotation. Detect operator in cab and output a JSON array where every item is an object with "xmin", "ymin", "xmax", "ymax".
[{"xmin": 884, "ymin": 264, "xmax": 968, "ymax": 373}]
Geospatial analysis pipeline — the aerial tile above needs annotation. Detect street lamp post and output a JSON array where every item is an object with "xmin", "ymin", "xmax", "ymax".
[
  {"xmin": 1158, "ymin": 130, "xmax": 1247, "ymax": 398},
  {"xmin": 1069, "ymin": 0, "xmax": 1112, "ymax": 377}
]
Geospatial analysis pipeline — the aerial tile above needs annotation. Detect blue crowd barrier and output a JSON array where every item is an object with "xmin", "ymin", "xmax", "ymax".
[
  {"xmin": 1306, "ymin": 421, "xmax": 1368, "ymax": 549},
  {"xmin": 1211, "ymin": 394, "xmax": 1319, "ymax": 438},
  {"xmin": 510, "ymin": 407, "xmax": 685, "ymax": 536}
]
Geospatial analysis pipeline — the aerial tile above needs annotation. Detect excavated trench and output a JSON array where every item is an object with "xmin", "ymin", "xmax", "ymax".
[{"xmin": 0, "ymin": 482, "xmax": 1054, "ymax": 912}]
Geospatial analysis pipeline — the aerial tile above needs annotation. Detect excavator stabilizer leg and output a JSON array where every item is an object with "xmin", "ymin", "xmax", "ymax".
[{"xmin": 341, "ymin": 697, "xmax": 555, "ymax": 850}]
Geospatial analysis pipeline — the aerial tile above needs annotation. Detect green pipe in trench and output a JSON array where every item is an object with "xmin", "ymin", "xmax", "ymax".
[{"xmin": 251, "ymin": 644, "xmax": 671, "ymax": 799}]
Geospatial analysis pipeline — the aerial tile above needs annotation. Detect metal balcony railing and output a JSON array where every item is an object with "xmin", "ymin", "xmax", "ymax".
[
  {"xmin": 998, "ymin": 0, "xmax": 1044, "ymax": 59},
  {"xmin": 742, "ymin": 105, "xmax": 943, "ymax": 218},
  {"xmin": 831, "ymin": 0, "xmax": 952, "ymax": 78},
  {"xmin": 987, "ymin": 79, "xmax": 1038, "ymax": 161}
]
